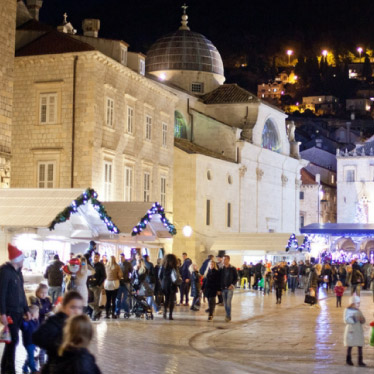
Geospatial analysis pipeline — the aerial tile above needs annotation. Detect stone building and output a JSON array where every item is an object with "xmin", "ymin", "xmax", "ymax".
[
  {"xmin": 337, "ymin": 141, "xmax": 374, "ymax": 224},
  {"xmin": 11, "ymin": 4, "xmax": 177, "ymax": 214},
  {"xmin": 0, "ymin": 0, "xmax": 17, "ymax": 188},
  {"xmin": 146, "ymin": 9, "xmax": 308, "ymax": 263}
]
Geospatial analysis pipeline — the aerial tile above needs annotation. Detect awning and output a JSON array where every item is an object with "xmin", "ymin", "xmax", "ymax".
[
  {"xmin": 300, "ymin": 223, "xmax": 374, "ymax": 236},
  {"xmin": 210, "ymin": 233, "xmax": 304, "ymax": 253}
]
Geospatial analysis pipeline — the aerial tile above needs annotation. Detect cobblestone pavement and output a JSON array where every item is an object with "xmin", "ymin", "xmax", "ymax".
[{"xmin": 5, "ymin": 288, "xmax": 374, "ymax": 373}]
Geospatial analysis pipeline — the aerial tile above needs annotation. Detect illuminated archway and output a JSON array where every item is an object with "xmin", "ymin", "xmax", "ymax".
[
  {"xmin": 174, "ymin": 111, "xmax": 188, "ymax": 139},
  {"xmin": 262, "ymin": 119, "xmax": 280, "ymax": 153}
]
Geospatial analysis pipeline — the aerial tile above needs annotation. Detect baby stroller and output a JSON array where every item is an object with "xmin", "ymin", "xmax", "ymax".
[{"xmin": 129, "ymin": 282, "xmax": 154, "ymax": 320}]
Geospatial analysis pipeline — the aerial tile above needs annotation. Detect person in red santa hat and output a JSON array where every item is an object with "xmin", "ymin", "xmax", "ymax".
[{"xmin": 0, "ymin": 243, "xmax": 30, "ymax": 374}]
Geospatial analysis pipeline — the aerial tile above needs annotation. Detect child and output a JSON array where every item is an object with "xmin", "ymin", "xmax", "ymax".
[
  {"xmin": 32, "ymin": 291, "xmax": 84, "ymax": 374},
  {"xmin": 344, "ymin": 295, "xmax": 366, "ymax": 367},
  {"xmin": 55, "ymin": 314, "xmax": 101, "ymax": 374},
  {"xmin": 189, "ymin": 264, "xmax": 201, "ymax": 311},
  {"xmin": 30, "ymin": 284, "xmax": 53, "ymax": 368},
  {"xmin": 21, "ymin": 305, "xmax": 40, "ymax": 374},
  {"xmin": 334, "ymin": 280, "xmax": 345, "ymax": 307}
]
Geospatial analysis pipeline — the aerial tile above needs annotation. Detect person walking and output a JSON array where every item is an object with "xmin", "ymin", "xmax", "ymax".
[
  {"xmin": 344, "ymin": 295, "xmax": 366, "ymax": 367},
  {"xmin": 159, "ymin": 254, "xmax": 179, "ymax": 320},
  {"xmin": 143, "ymin": 255, "xmax": 160, "ymax": 313},
  {"xmin": 88, "ymin": 253, "xmax": 106, "ymax": 321},
  {"xmin": 334, "ymin": 280, "xmax": 345, "ymax": 307},
  {"xmin": 189, "ymin": 264, "xmax": 201, "ymax": 311},
  {"xmin": 272, "ymin": 263, "xmax": 285, "ymax": 304},
  {"xmin": 0, "ymin": 244, "xmax": 30, "ymax": 374},
  {"xmin": 179, "ymin": 253, "xmax": 192, "ymax": 306},
  {"xmin": 289, "ymin": 260, "xmax": 298, "ymax": 293},
  {"xmin": 202, "ymin": 261, "xmax": 221, "ymax": 321},
  {"xmin": 115, "ymin": 254, "xmax": 132, "ymax": 318},
  {"xmin": 216, "ymin": 255, "xmax": 224, "ymax": 304},
  {"xmin": 43, "ymin": 254, "xmax": 64, "ymax": 304},
  {"xmin": 306, "ymin": 263, "xmax": 322, "ymax": 307},
  {"xmin": 350, "ymin": 261, "xmax": 364, "ymax": 296},
  {"xmin": 199, "ymin": 255, "xmax": 214, "ymax": 277},
  {"xmin": 55, "ymin": 315, "xmax": 102, "ymax": 374},
  {"xmin": 74, "ymin": 256, "xmax": 95, "ymax": 310},
  {"xmin": 104, "ymin": 256, "xmax": 122, "ymax": 319},
  {"xmin": 220, "ymin": 255, "xmax": 238, "ymax": 322}
]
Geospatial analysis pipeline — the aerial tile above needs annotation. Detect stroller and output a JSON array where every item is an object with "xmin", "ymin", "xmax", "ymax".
[{"xmin": 128, "ymin": 282, "xmax": 154, "ymax": 320}]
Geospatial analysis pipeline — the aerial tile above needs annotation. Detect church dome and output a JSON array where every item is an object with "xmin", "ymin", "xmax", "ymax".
[{"xmin": 146, "ymin": 8, "xmax": 224, "ymax": 76}]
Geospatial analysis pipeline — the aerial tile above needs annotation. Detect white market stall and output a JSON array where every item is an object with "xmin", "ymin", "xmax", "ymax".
[{"xmin": 0, "ymin": 188, "xmax": 176, "ymax": 271}]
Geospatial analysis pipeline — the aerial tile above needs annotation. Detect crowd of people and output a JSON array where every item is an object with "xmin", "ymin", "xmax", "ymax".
[{"xmin": 1, "ymin": 241, "xmax": 373, "ymax": 373}]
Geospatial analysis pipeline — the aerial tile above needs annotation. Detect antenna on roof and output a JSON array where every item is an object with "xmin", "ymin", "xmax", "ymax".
[{"xmin": 179, "ymin": 3, "xmax": 190, "ymax": 31}]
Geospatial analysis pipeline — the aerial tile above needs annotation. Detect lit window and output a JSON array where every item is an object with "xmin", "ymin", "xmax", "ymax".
[
  {"xmin": 38, "ymin": 162, "xmax": 55, "ymax": 188},
  {"xmin": 139, "ymin": 59, "xmax": 145, "ymax": 76},
  {"xmin": 160, "ymin": 176, "xmax": 166, "ymax": 207},
  {"xmin": 104, "ymin": 161, "xmax": 113, "ymax": 200},
  {"xmin": 162, "ymin": 122, "xmax": 168, "ymax": 147},
  {"xmin": 191, "ymin": 82, "xmax": 204, "ymax": 93},
  {"xmin": 262, "ymin": 119, "xmax": 280, "ymax": 153},
  {"xmin": 145, "ymin": 115, "xmax": 152, "ymax": 140},
  {"xmin": 39, "ymin": 93, "xmax": 57, "ymax": 124},
  {"xmin": 174, "ymin": 111, "xmax": 187, "ymax": 139},
  {"xmin": 106, "ymin": 98, "xmax": 114, "ymax": 127},
  {"xmin": 124, "ymin": 166, "xmax": 133, "ymax": 202},
  {"xmin": 143, "ymin": 172, "xmax": 150, "ymax": 202},
  {"xmin": 127, "ymin": 106, "xmax": 134, "ymax": 134},
  {"xmin": 318, "ymin": 97, "xmax": 322, "ymax": 102}
]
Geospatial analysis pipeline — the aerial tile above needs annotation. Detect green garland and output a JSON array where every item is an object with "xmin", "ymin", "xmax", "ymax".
[
  {"xmin": 132, "ymin": 202, "xmax": 177, "ymax": 236},
  {"xmin": 49, "ymin": 188, "xmax": 119, "ymax": 234}
]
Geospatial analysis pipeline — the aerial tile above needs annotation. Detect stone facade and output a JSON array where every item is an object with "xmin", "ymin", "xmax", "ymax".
[
  {"xmin": 0, "ymin": 0, "xmax": 17, "ymax": 187},
  {"xmin": 12, "ymin": 51, "xmax": 177, "ymax": 211}
]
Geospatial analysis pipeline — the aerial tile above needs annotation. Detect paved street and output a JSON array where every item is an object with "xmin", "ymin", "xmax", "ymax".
[{"xmin": 5, "ymin": 288, "xmax": 374, "ymax": 373}]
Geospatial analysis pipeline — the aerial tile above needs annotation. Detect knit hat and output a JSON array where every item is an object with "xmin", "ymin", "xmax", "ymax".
[
  {"xmin": 349, "ymin": 295, "xmax": 360, "ymax": 305},
  {"xmin": 8, "ymin": 243, "xmax": 24, "ymax": 263}
]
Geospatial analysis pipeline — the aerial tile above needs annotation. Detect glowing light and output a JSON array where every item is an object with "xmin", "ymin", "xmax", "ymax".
[
  {"xmin": 182, "ymin": 225, "xmax": 193, "ymax": 237},
  {"xmin": 159, "ymin": 73, "xmax": 166, "ymax": 81},
  {"xmin": 286, "ymin": 50, "xmax": 293, "ymax": 56},
  {"xmin": 357, "ymin": 47, "xmax": 363, "ymax": 53},
  {"xmin": 322, "ymin": 50, "xmax": 328, "ymax": 57}
]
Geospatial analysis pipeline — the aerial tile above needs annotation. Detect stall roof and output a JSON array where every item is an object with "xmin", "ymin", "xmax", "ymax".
[
  {"xmin": 210, "ymin": 233, "xmax": 304, "ymax": 252},
  {"xmin": 300, "ymin": 223, "xmax": 374, "ymax": 236}
]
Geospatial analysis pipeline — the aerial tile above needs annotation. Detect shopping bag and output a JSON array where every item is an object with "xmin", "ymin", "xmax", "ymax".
[
  {"xmin": 99, "ymin": 289, "xmax": 106, "ymax": 307},
  {"xmin": 370, "ymin": 322, "xmax": 374, "ymax": 347},
  {"xmin": 304, "ymin": 294, "xmax": 316, "ymax": 304},
  {"xmin": 0, "ymin": 326, "xmax": 11, "ymax": 344}
]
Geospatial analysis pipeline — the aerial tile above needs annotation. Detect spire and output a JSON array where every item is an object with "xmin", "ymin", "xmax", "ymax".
[
  {"xmin": 63, "ymin": 12, "xmax": 68, "ymax": 25},
  {"xmin": 179, "ymin": 3, "xmax": 190, "ymax": 31}
]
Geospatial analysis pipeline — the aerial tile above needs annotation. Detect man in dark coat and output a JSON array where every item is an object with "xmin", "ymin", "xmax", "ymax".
[
  {"xmin": 44, "ymin": 254, "xmax": 64, "ymax": 304},
  {"xmin": 199, "ymin": 255, "xmax": 214, "ymax": 276},
  {"xmin": 220, "ymin": 255, "xmax": 238, "ymax": 322},
  {"xmin": 179, "ymin": 253, "xmax": 192, "ymax": 305},
  {"xmin": 0, "ymin": 244, "xmax": 30, "ymax": 374},
  {"xmin": 115, "ymin": 254, "xmax": 133, "ymax": 317},
  {"xmin": 88, "ymin": 253, "xmax": 106, "ymax": 321}
]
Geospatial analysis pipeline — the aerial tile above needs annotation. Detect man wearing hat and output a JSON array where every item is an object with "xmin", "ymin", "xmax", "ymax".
[{"xmin": 0, "ymin": 244, "xmax": 30, "ymax": 374}]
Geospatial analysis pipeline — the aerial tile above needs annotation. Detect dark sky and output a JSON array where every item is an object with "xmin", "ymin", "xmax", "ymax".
[{"xmin": 38, "ymin": 0, "xmax": 374, "ymax": 61}]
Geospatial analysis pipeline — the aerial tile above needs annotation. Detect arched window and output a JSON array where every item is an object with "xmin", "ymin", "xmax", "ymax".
[
  {"xmin": 262, "ymin": 119, "xmax": 280, "ymax": 153},
  {"xmin": 174, "ymin": 111, "xmax": 188, "ymax": 139}
]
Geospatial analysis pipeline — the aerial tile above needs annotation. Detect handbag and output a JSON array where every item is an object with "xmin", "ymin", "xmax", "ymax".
[
  {"xmin": 304, "ymin": 294, "xmax": 316, "ymax": 304},
  {"xmin": 171, "ymin": 269, "xmax": 182, "ymax": 286}
]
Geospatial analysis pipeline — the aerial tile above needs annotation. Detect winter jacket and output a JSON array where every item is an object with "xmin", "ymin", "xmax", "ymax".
[
  {"xmin": 289, "ymin": 265, "xmax": 298, "ymax": 276},
  {"xmin": 32, "ymin": 312, "xmax": 68, "ymax": 374},
  {"xmin": 190, "ymin": 271, "xmax": 201, "ymax": 297},
  {"xmin": 272, "ymin": 266, "xmax": 285, "ymax": 287},
  {"xmin": 180, "ymin": 258, "xmax": 192, "ymax": 281},
  {"xmin": 344, "ymin": 307, "xmax": 365, "ymax": 347},
  {"xmin": 144, "ymin": 259, "xmax": 156, "ymax": 284},
  {"xmin": 199, "ymin": 258, "xmax": 211, "ymax": 276},
  {"xmin": 351, "ymin": 268, "xmax": 364, "ymax": 285},
  {"xmin": 29, "ymin": 295, "xmax": 53, "ymax": 323},
  {"xmin": 54, "ymin": 347, "xmax": 101, "ymax": 374},
  {"xmin": 159, "ymin": 267, "xmax": 178, "ymax": 295},
  {"xmin": 44, "ymin": 260, "xmax": 64, "ymax": 287},
  {"xmin": 21, "ymin": 319, "xmax": 39, "ymax": 347},
  {"xmin": 306, "ymin": 268, "xmax": 319, "ymax": 290},
  {"xmin": 0, "ymin": 262, "xmax": 28, "ymax": 315},
  {"xmin": 104, "ymin": 264, "xmax": 122, "ymax": 290},
  {"xmin": 203, "ymin": 268, "xmax": 221, "ymax": 298},
  {"xmin": 334, "ymin": 285, "xmax": 345, "ymax": 297},
  {"xmin": 119, "ymin": 260, "xmax": 133, "ymax": 284},
  {"xmin": 88, "ymin": 261, "xmax": 106, "ymax": 287},
  {"xmin": 220, "ymin": 265, "xmax": 238, "ymax": 289}
]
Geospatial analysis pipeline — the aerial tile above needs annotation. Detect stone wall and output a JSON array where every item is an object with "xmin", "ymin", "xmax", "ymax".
[{"xmin": 0, "ymin": 0, "xmax": 17, "ymax": 187}]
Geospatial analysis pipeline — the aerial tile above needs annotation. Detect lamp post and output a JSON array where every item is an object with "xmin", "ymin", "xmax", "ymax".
[
  {"xmin": 322, "ymin": 50, "xmax": 328, "ymax": 60},
  {"xmin": 286, "ymin": 49, "xmax": 293, "ymax": 65},
  {"xmin": 357, "ymin": 47, "xmax": 363, "ymax": 62}
]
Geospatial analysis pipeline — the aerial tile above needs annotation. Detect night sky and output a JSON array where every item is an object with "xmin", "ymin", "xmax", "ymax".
[{"xmin": 38, "ymin": 0, "xmax": 374, "ymax": 62}]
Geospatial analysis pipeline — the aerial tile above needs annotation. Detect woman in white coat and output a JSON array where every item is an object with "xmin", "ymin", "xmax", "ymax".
[
  {"xmin": 344, "ymin": 295, "xmax": 366, "ymax": 367},
  {"xmin": 75, "ymin": 256, "xmax": 95, "ymax": 308}
]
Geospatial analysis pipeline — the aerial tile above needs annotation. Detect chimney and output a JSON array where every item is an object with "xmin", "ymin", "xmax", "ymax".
[
  {"xmin": 26, "ymin": 0, "xmax": 43, "ymax": 21},
  {"xmin": 82, "ymin": 19, "xmax": 100, "ymax": 38}
]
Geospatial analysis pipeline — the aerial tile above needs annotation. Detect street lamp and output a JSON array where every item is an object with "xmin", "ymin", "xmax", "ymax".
[
  {"xmin": 322, "ymin": 50, "xmax": 328, "ymax": 58},
  {"xmin": 286, "ymin": 49, "xmax": 293, "ymax": 65},
  {"xmin": 357, "ymin": 47, "xmax": 363, "ymax": 62}
]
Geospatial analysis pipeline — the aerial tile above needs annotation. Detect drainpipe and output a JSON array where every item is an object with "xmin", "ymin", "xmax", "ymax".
[
  {"xmin": 71, "ymin": 56, "xmax": 78, "ymax": 188},
  {"xmin": 187, "ymin": 98, "xmax": 194, "ymax": 142}
]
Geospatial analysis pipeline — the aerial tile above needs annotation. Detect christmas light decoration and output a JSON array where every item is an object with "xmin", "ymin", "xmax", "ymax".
[
  {"xmin": 131, "ymin": 202, "xmax": 176, "ymax": 236},
  {"xmin": 298, "ymin": 236, "xmax": 311, "ymax": 252},
  {"xmin": 49, "ymin": 188, "xmax": 119, "ymax": 234},
  {"xmin": 285, "ymin": 233, "xmax": 298, "ymax": 252}
]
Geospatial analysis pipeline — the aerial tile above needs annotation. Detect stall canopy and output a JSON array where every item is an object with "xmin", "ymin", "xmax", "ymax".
[
  {"xmin": 210, "ymin": 233, "xmax": 305, "ymax": 253},
  {"xmin": 0, "ymin": 188, "xmax": 175, "ymax": 245},
  {"xmin": 300, "ymin": 223, "xmax": 374, "ymax": 236}
]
